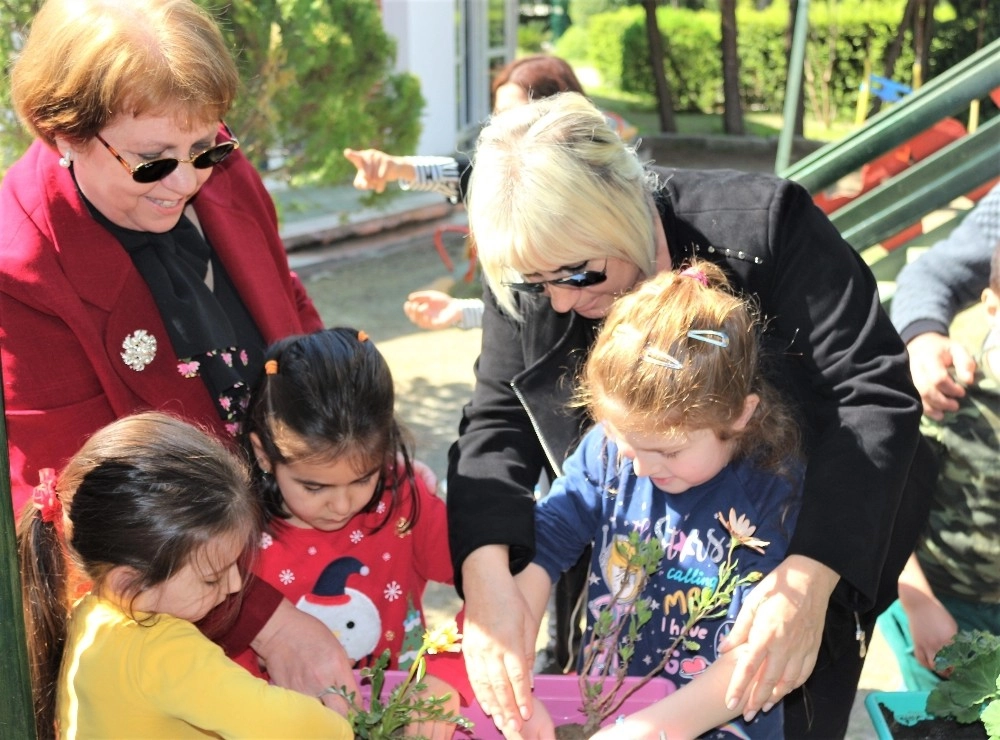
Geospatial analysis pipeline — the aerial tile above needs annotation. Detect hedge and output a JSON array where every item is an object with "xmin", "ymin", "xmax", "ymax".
[{"xmin": 558, "ymin": 0, "xmax": 995, "ymax": 125}]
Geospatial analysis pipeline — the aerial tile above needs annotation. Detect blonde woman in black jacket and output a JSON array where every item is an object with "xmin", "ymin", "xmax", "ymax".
[{"xmin": 446, "ymin": 92, "xmax": 933, "ymax": 739}]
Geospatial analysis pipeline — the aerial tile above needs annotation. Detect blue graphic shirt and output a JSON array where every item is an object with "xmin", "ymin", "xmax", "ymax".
[{"xmin": 534, "ymin": 425, "xmax": 802, "ymax": 739}]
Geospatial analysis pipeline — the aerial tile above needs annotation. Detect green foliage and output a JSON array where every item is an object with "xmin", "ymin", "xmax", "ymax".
[
  {"xmin": 209, "ymin": 0, "xmax": 424, "ymax": 186},
  {"xmin": 0, "ymin": 0, "xmax": 42, "ymax": 174},
  {"xmin": 337, "ymin": 623, "xmax": 470, "ymax": 739},
  {"xmin": 579, "ymin": 8, "xmax": 645, "ymax": 91},
  {"xmin": 927, "ymin": 629, "xmax": 1000, "ymax": 734},
  {"xmin": 518, "ymin": 20, "xmax": 550, "ymax": 53},
  {"xmin": 553, "ymin": 24, "xmax": 592, "ymax": 63},
  {"xmin": 570, "ymin": 0, "xmax": 635, "ymax": 27}
]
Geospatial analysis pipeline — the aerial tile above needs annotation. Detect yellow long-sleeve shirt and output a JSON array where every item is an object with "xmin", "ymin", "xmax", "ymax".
[{"xmin": 58, "ymin": 594, "xmax": 353, "ymax": 739}]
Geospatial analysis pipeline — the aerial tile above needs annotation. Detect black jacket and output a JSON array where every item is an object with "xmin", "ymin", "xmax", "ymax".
[{"xmin": 447, "ymin": 167, "xmax": 930, "ymax": 616}]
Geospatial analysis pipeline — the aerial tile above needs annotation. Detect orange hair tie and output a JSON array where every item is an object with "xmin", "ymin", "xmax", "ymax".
[
  {"xmin": 264, "ymin": 359, "xmax": 279, "ymax": 375},
  {"xmin": 357, "ymin": 330, "xmax": 369, "ymax": 342}
]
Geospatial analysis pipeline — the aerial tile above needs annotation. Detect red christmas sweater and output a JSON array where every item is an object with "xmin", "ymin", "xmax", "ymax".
[{"xmin": 234, "ymin": 474, "xmax": 453, "ymax": 674}]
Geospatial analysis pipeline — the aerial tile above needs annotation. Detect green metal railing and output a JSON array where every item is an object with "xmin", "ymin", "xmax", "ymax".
[
  {"xmin": 780, "ymin": 37, "xmax": 1000, "ymax": 197},
  {"xmin": 831, "ymin": 114, "xmax": 1000, "ymax": 249}
]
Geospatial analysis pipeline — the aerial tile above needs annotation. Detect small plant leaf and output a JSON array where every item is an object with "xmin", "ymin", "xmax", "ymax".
[
  {"xmin": 980, "ymin": 699, "xmax": 1000, "ymax": 738},
  {"xmin": 927, "ymin": 630, "xmax": 1000, "ymax": 724}
]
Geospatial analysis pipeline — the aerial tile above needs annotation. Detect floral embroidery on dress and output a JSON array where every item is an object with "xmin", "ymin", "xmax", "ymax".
[
  {"xmin": 384, "ymin": 581, "xmax": 402, "ymax": 601},
  {"xmin": 176, "ymin": 345, "xmax": 252, "ymax": 430},
  {"xmin": 350, "ymin": 529, "xmax": 364, "ymax": 544},
  {"xmin": 382, "ymin": 552, "xmax": 392, "ymax": 562},
  {"xmin": 260, "ymin": 532, "xmax": 273, "ymax": 549},
  {"xmin": 278, "ymin": 569, "xmax": 295, "ymax": 585}
]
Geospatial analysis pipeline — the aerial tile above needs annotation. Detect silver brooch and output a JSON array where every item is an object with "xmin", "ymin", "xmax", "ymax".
[{"xmin": 121, "ymin": 330, "xmax": 157, "ymax": 371}]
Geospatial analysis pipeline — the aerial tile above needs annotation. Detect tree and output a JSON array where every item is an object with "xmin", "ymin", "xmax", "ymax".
[
  {"xmin": 719, "ymin": 0, "xmax": 745, "ymax": 134},
  {"xmin": 641, "ymin": 0, "xmax": 677, "ymax": 132},
  {"xmin": 0, "ymin": 0, "xmax": 43, "ymax": 173},
  {"xmin": 210, "ymin": 0, "xmax": 423, "ymax": 186},
  {"xmin": 0, "ymin": 0, "xmax": 424, "ymax": 184}
]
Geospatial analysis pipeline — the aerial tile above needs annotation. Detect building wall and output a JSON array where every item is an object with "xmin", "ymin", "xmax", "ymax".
[
  {"xmin": 380, "ymin": 0, "xmax": 517, "ymax": 157},
  {"xmin": 381, "ymin": 0, "xmax": 458, "ymax": 155}
]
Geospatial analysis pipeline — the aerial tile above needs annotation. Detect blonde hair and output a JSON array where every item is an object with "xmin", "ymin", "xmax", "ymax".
[
  {"xmin": 11, "ymin": 0, "xmax": 238, "ymax": 148},
  {"xmin": 468, "ymin": 92, "xmax": 658, "ymax": 320},
  {"xmin": 579, "ymin": 261, "xmax": 800, "ymax": 474}
]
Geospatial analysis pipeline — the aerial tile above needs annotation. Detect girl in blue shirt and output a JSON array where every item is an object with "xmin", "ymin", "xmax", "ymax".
[{"xmin": 513, "ymin": 261, "xmax": 803, "ymax": 739}]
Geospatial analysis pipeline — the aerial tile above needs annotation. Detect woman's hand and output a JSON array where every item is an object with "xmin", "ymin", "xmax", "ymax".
[
  {"xmin": 250, "ymin": 599, "xmax": 359, "ymax": 716},
  {"xmin": 404, "ymin": 290, "xmax": 463, "ymax": 331},
  {"xmin": 719, "ymin": 555, "xmax": 839, "ymax": 720},
  {"xmin": 906, "ymin": 332, "xmax": 978, "ymax": 420},
  {"xmin": 461, "ymin": 546, "xmax": 536, "ymax": 735}
]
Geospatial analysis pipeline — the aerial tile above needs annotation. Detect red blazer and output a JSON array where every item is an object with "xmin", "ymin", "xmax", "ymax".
[{"xmin": 0, "ymin": 140, "xmax": 323, "ymax": 515}]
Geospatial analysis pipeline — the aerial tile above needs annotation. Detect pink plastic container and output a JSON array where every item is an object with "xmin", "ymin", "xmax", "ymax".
[{"xmin": 356, "ymin": 670, "xmax": 675, "ymax": 740}]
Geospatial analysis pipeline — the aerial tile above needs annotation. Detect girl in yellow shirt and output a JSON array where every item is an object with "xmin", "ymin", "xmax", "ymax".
[{"xmin": 18, "ymin": 411, "xmax": 353, "ymax": 740}]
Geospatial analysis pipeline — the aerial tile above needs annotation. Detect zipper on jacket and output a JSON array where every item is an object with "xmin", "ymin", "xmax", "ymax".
[
  {"xmin": 511, "ymin": 382, "xmax": 564, "ymax": 479},
  {"xmin": 853, "ymin": 610, "xmax": 867, "ymax": 658}
]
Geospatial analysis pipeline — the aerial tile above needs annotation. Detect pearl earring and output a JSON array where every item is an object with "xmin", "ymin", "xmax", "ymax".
[{"xmin": 58, "ymin": 152, "xmax": 72, "ymax": 169}]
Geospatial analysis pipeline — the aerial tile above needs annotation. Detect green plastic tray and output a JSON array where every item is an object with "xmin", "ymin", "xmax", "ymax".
[{"xmin": 865, "ymin": 691, "xmax": 932, "ymax": 739}]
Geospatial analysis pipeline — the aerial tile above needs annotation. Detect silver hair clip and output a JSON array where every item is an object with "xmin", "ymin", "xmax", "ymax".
[
  {"xmin": 612, "ymin": 324, "xmax": 642, "ymax": 340},
  {"xmin": 687, "ymin": 330, "xmax": 729, "ymax": 348},
  {"xmin": 641, "ymin": 347, "xmax": 683, "ymax": 369}
]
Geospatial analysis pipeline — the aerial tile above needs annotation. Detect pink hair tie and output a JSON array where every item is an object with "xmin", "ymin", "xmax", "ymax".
[
  {"xmin": 679, "ymin": 267, "xmax": 709, "ymax": 287},
  {"xmin": 32, "ymin": 468, "xmax": 62, "ymax": 523}
]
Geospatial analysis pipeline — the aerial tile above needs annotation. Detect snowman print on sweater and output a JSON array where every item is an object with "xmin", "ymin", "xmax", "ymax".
[{"xmin": 296, "ymin": 555, "xmax": 381, "ymax": 662}]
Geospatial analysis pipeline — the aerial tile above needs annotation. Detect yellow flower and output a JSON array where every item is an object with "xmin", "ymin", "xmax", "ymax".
[
  {"xmin": 424, "ymin": 621, "xmax": 462, "ymax": 655},
  {"xmin": 717, "ymin": 509, "xmax": 770, "ymax": 555}
]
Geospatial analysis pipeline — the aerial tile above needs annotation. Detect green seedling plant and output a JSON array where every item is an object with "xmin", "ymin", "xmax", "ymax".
[
  {"xmin": 927, "ymin": 629, "xmax": 1000, "ymax": 737},
  {"xmin": 575, "ymin": 509, "xmax": 768, "ymax": 737},
  {"xmin": 334, "ymin": 622, "xmax": 472, "ymax": 739}
]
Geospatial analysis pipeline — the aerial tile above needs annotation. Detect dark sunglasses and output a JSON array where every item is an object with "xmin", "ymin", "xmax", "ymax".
[
  {"xmin": 95, "ymin": 121, "xmax": 240, "ymax": 184},
  {"xmin": 504, "ymin": 262, "xmax": 608, "ymax": 294}
]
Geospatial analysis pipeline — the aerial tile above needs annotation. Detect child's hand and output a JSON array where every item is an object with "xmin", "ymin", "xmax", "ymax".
[
  {"xmin": 502, "ymin": 696, "xmax": 553, "ymax": 739},
  {"xmin": 403, "ymin": 674, "xmax": 460, "ymax": 740},
  {"xmin": 906, "ymin": 332, "xmax": 978, "ymax": 419},
  {"xmin": 343, "ymin": 148, "xmax": 404, "ymax": 194},
  {"xmin": 404, "ymin": 291, "xmax": 463, "ymax": 331},
  {"xmin": 588, "ymin": 718, "xmax": 663, "ymax": 740}
]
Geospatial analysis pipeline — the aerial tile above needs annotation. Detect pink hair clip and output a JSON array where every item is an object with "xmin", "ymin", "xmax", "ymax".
[
  {"xmin": 32, "ymin": 467, "xmax": 62, "ymax": 523},
  {"xmin": 679, "ymin": 267, "xmax": 709, "ymax": 287}
]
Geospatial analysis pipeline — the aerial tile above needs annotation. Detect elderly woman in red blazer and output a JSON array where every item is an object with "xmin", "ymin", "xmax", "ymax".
[{"xmin": 1, "ymin": 0, "xmax": 356, "ymax": 722}]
